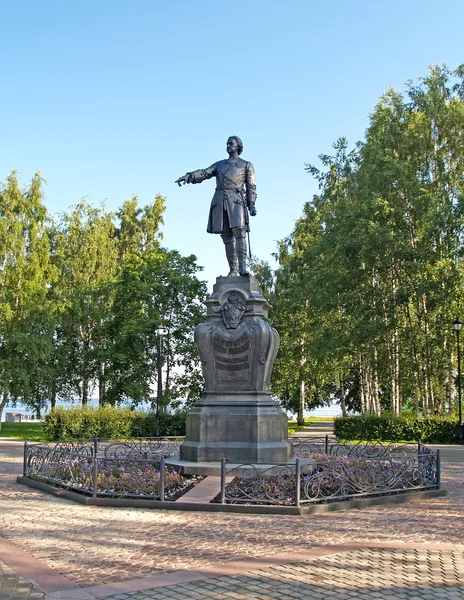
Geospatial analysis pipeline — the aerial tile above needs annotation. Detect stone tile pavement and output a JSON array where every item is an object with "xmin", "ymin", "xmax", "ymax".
[
  {"xmin": 101, "ymin": 547, "xmax": 464, "ymax": 600},
  {"xmin": 0, "ymin": 560, "xmax": 44, "ymax": 600},
  {"xmin": 0, "ymin": 434, "xmax": 463, "ymax": 599}
]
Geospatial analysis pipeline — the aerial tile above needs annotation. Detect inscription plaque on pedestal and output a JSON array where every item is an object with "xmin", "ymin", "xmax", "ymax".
[{"xmin": 214, "ymin": 331, "xmax": 250, "ymax": 382}]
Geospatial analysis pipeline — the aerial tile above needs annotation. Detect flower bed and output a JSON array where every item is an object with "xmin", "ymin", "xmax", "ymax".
[
  {"xmin": 217, "ymin": 441, "xmax": 440, "ymax": 506},
  {"xmin": 21, "ymin": 438, "xmax": 441, "ymax": 508},
  {"xmin": 24, "ymin": 440, "xmax": 201, "ymax": 501}
]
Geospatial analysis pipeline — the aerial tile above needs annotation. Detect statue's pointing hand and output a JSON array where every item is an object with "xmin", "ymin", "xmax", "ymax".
[{"xmin": 175, "ymin": 174, "xmax": 191, "ymax": 186}]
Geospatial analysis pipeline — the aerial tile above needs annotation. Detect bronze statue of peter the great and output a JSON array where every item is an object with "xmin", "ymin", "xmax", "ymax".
[{"xmin": 175, "ymin": 136, "xmax": 257, "ymax": 276}]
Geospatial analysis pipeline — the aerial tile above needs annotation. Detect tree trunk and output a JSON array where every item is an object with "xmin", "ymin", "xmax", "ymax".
[
  {"xmin": 297, "ymin": 380, "xmax": 305, "ymax": 426},
  {"xmin": 392, "ymin": 326, "xmax": 401, "ymax": 415},
  {"xmin": 406, "ymin": 304, "xmax": 422, "ymax": 416},
  {"xmin": 372, "ymin": 362, "xmax": 381, "ymax": 416},
  {"xmin": 82, "ymin": 327, "xmax": 91, "ymax": 407},
  {"xmin": 422, "ymin": 293, "xmax": 435, "ymax": 414},
  {"xmin": 360, "ymin": 359, "xmax": 366, "ymax": 414},
  {"xmin": 0, "ymin": 385, "xmax": 9, "ymax": 433},
  {"xmin": 165, "ymin": 354, "xmax": 171, "ymax": 397},
  {"xmin": 50, "ymin": 381, "xmax": 56, "ymax": 410},
  {"xmin": 449, "ymin": 358, "xmax": 455, "ymax": 415},
  {"xmin": 339, "ymin": 372, "xmax": 347, "ymax": 417},
  {"xmin": 98, "ymin": 363, "xmax": 105, "ymax": 407},
  {"xmin": 82, "ymin": 378, "xmax": 89, "ymax": 406}
]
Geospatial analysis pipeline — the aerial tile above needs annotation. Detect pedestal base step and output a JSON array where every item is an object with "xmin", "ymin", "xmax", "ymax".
[
  {"xmin": 166, "ymin": 457, "xmax": 313, "ymax": 477},
  {"xmin": 176, "ymin": 476, "xmax": 234, "ymax": 503}
]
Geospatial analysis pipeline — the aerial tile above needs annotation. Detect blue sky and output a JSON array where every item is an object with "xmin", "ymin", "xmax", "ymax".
[{"xmin": 1, "ymin": 0, "xmax": 463, "ymax": 287}]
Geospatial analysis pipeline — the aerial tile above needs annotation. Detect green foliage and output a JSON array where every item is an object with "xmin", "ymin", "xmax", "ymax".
[
  {"xmin": 43, "ymin": 407, "xmax": 186, "ymax": 440},
  {"xmin": 51, "ymin": 200, "xmax": 129, "ymax": 405},
  {"xmin": 105, "ymin": 249, "xmax": 206, "ymax": 409},
  {"xmin": 44, "ymin": 406, "xmax": 135, "ymax": 440},
  {"xmin": 130, "ymin": 411, "xmax": 186, "ymax": 437},
  {"xmin": 0, "ymin": 171, "xmax": 54, "ymax": 422},
  {"xmin": 334, "ymin": 414, "xmax": 459, "ymax": 443},
  {"xmin": 0, "ymin": 173, "xmax": 206, "ymax": 417},
  {"xmin": 265, "ymin": 64, "xmax": 464, "ymax": 418}
]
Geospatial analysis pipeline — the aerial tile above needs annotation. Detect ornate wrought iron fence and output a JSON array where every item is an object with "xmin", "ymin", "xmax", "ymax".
[
  {"xmin": 291, "ymin": 436, "xmax": 425, "ymax": 460},
  {"xmin": 22, "ymin": 440, "xmax": 188, "ymax": 500},
  {"xmin": 95, "ymin": 436, "xmax": 184, "ymax": 460},
  {"xmin": 220, "ymin": 442, "xmax": 440, "ymax": 506},
  {"xmin": 220, "ymin": 460, "xmax": 298, "ymax": 505},
  {"xmin": 22, "ymin": 437, "xmax": 441, "ymax": 507}
]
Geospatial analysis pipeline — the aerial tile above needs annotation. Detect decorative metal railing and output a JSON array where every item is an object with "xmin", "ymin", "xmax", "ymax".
[
  {"xmin": 292, "ymin": 436, "xmax": 424, "ymax": 460},
  {"xmin": 23, "ymin": 437, "xmax": 186, "ymax": 500},
  {"xmin": 22, "ymin": 437, "xmax": 441, "ymax": 507},
  {"xmin": 220, "ymin": 440, "xmax": 440, "ymax": 506},
  {"xmin": 96, "ymin": 436, "xmax": 184, "ymax": 460}
]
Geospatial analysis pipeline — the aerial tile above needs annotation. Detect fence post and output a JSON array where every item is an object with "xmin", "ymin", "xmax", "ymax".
[
  {"xmin": 159, "ymin": 457, "xmax": 165, "ymax": 501},
  {"xmin": 23, "ymin": 442, "xmax": 27, "ymax": 477},
  {"xmin": 418, "ymin": 439, "xmax": 422, "ymax": 455},
  {"xmin": 220, "ymin": 457, "xmax": 226, "ymax": 505},
  {"xmin": 295, "ymin": 459, "xmax": 301, "ymax": 508},
  {"xmin": 436, "ymin": 450, "xmax": 441, "ymax": 488},
  {"xmin": 325, "ymin": 434, "xmax": 329, "ymax": 455},
  {"xmin": 93, "ymin": 436, "xmax": 98, "ymax": 458},
  {"xmin": 92, "ymin": 455, "xmax": 98, "ymax": 498}
]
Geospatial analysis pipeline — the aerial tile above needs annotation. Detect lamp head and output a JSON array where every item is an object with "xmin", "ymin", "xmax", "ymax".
[{"xmin": 156, "ymin": 326, "xmax": 168, "ymax": 337}]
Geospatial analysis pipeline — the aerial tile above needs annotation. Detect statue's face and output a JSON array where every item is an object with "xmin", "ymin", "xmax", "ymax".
[{"xmin": 226, "ymin": 137, "xmax": 238, "ymax": 155}]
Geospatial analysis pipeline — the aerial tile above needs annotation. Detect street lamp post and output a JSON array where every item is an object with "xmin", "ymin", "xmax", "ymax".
[
  {"xmin": 453, "ymin": 318, "xmax": 463, "ymax": 444},
  {"xmin": 156, "ymin": 325, "xmax": 167, "ymax": 437}
]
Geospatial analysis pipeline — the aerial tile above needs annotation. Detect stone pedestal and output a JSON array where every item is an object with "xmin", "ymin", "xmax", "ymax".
[{"xmin": 179, "ymin": 275, "xmax": 292, "ymax": 463}]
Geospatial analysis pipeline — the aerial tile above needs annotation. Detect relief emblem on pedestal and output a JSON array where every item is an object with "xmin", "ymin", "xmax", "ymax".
[{"xmin": 218, "ymin": 292, "xmax": 248, "ymax": 329}]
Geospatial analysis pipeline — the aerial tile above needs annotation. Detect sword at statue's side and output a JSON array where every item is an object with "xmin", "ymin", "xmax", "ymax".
[{"xmin": 245, "ymin": 204, "xmax": 252, "ymax": 260}]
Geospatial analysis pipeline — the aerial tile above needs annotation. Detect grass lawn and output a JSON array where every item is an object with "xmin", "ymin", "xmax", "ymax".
[
  {"xmin": 287, "ymin": 416, "xmax": 334, "ymax": 435},
  {"xmin": 0, "ymin": 422, "xmax": 47, "ymax": 442}
]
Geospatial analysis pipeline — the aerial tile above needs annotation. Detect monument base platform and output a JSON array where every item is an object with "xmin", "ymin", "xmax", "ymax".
[
  {"xmin": 166, "ymin": 456, "xmax": 308, "ymax": 476},
  {"xmin": 179, "ymin": 393, "xmax": 293, "ymax": 463}
]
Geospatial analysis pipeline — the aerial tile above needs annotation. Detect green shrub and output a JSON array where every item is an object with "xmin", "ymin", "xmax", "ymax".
[
  {"xmin": 334, "ymin": 414, "xmax": 459, "ymax": 444},
  {"xmin": 131, "ymin": 411, "xmax": 187, "ymax": 437},
  {"xmin": 44, "ymin": 406, "xmax": 187, "ymax": 441}
]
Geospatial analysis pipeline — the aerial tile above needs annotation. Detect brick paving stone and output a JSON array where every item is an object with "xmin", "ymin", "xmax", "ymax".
[
  {"xmin": 1, "ymin": 439, "xmax": 463, "ymax": 589},
  {"xmin": 1, "ymin": 441, "xmax": 464, "ymax": 598},
  {"xmin": 0, "ymin": 561, "xmax": 45, "ymax": 600},
  {"xmin": 97, "ymin": 548, "xmax": 464, "ymax": 600}
]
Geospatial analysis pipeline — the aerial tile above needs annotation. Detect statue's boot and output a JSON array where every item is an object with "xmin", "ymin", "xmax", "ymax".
[
  {"xmin": 236, "ymin": 237, "xmax": 249, "ymax": 276},
  {"xmin": 224, "ymin": 240, "xmax": 238, "ymax": 276}
]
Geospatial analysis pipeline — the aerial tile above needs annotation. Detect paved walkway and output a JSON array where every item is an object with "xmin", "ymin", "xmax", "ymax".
[
  {"xmin": 0, "ymin": 427, "xmax": 463, "ymax": 599},
  {"xmin": 101, "ymin": 547, "xmax": 464, "ymax": 600},
  {"xmin": 0, "ymin": 560, "xmax": 44, "ymax": 599}
]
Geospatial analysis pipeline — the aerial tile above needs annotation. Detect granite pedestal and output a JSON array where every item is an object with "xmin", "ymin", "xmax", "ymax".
[{"xmin": 179, "ymin": 275, "xmax": 292, "ymax": 464}]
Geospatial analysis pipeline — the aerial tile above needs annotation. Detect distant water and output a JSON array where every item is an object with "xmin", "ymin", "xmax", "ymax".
[
  {"xmin": 2, "ymin": 398, "xmax": 351, "ymax": 422},
  {"xmin": 0, "ymin": 398, "xmax": 151, "ymax": 422},
  {"xmin": 289, "ymin": 400, "xmax": 358, "ymax": 419},
  {"xmin": 306, "ymin": 404, "xmax": 343, "ymax": 417}
]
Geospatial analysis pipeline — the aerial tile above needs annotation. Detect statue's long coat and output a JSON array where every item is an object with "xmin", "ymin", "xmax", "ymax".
[{"xmin": 188, "ymin": 158, "xmax": 256, "ymax": 233}]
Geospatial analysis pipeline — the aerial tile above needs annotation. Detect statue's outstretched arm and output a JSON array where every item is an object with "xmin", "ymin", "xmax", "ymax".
[{"xmin": 175, "ymin": 163, "xmax": 217, "ymax": 187}]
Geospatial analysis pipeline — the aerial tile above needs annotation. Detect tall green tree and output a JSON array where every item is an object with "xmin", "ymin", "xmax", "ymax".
[
  {"xmin": 269, "ymin": 64, "xmax": 464, "ymax": 417},
  {"xmin": 0, "ymin": 172, "xmax": 52, "ymax": 426},
  {"xmin": 52, "ymin": 201, "xmax": 119, "ymax": 405},
  {"xmin": 105, "ymin": 249, "xmax": 206, "ymax": 409}
]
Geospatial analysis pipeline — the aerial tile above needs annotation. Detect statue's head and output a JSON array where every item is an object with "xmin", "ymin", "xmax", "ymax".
[{"xmin": 227, "ymin": 136, "xmax": 243, "ymax": 155}]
